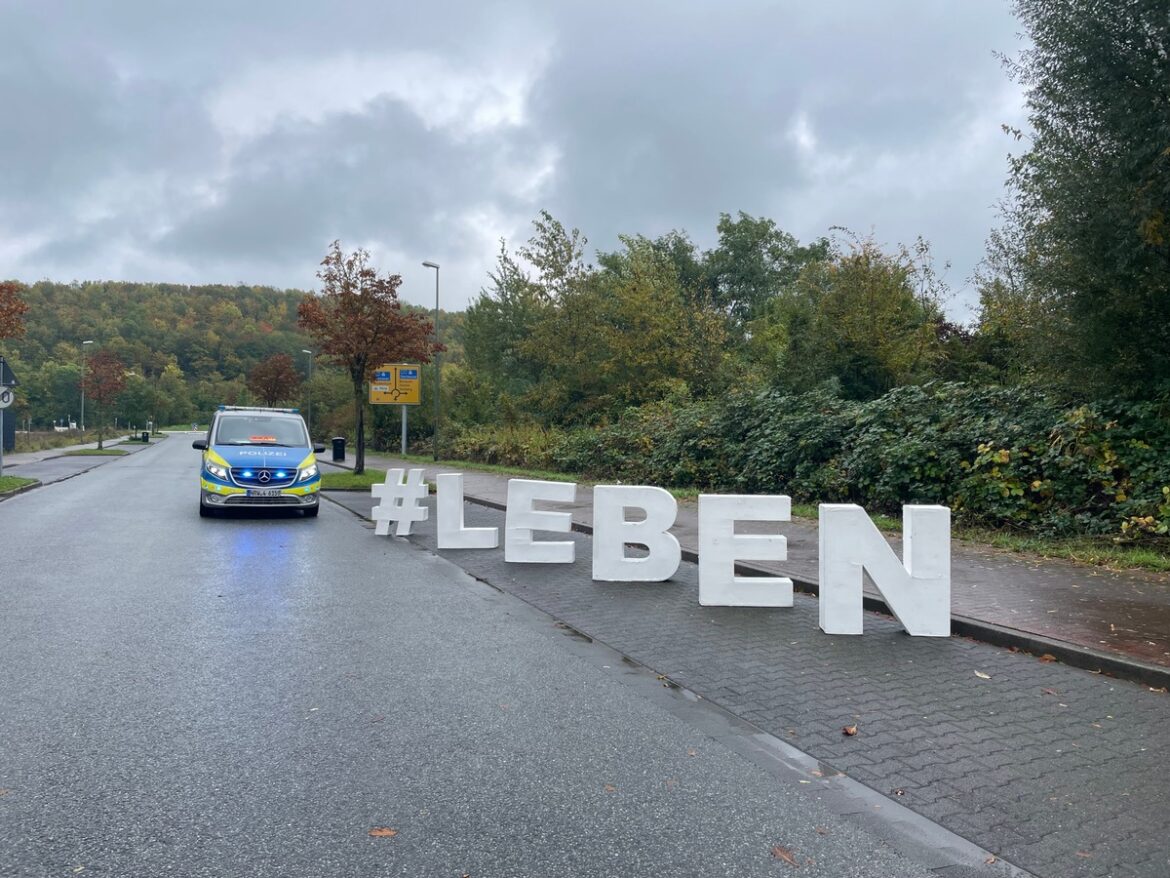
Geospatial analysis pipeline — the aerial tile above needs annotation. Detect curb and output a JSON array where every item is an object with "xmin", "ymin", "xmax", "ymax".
[
  {"xmin": 325, "ymin": 457, "xmax": 1170, "ymax": 691},
  {"xmin": 0, "ymin": 480, "xmax": 43, "ymax": 502}
]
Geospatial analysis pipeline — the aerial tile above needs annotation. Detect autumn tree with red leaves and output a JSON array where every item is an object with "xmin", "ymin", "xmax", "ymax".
[
  {"xmin": 83, "ymin": 349, "xmax": 127, "ymax": 450},
  {"xmin": 298, "ymin": 242, "xmax": 440, "ymax": 473},
  {"xmin": 247, "ymin": 353, "xmax": 302, "ymax": 407},
  {"xmin": 0, "ymin": 280, "xmax": 29, "ymax": 339}
]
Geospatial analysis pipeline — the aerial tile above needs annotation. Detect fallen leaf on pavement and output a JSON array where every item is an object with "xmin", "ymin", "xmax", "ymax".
[
  {"xmin": 770, "ymin": 844, "xmax": 798, "ymax": 866},
  {"xmin": 810, "ymin": 769, "xmax": 823, "ymax": 777},
  {"xmin": 842, "ymin": 724, "xmax": 858, "ymax": 736},
  {"xmin": 1039, "ymin": 653, "xmax": 1057, "ymax": 663},
  {"xmin": 985, "ymin": 855, "xmax": 998, "ymax": 865},
  {"xmin": 687, "ymin": 748, "xmax": 698, "ymax": 756},
  {"xmin": 893, "ymin": 788, "xmax": 906, "ymax": 796},
  {"xmin": 1075, "ymin": 851, "xmax": 1093, "ymax": 859},
  {"xmin": 369, "ymin": 715, "xmax": 385, "ymax": 724},
  {"xmin": 1041, "ymin": 688, "xmax": 1058, "ymax": 696},
  {"xmin": 974, "ymin": 671, "xmax": 991, "ymax": 679},
  {"xmin": 0, "ymin": 789, "xmax": 9, "ymax": 797},
  {"xmin": 603, "ymin": 784, "xmax": 617, "ymax": 793},
  {"xmin": 368, "ymin": 827, "xmax": 398, "ymax": 838},
  {"xmin": 815, "ymin": 827, "xmax": 829, "ymax": 836}
]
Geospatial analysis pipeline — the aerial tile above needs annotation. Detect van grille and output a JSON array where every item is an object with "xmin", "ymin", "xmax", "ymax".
[{"xmin": 229, "ymin": 468, "xmax": 297, "ymax": 489}]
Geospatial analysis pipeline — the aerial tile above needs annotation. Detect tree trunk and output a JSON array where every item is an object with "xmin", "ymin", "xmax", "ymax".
[{"xmin": 352, "ymin": 382, "xmax": 365, "ymax": 475}]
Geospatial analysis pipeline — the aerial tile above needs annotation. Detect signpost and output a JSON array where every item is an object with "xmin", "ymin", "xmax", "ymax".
[
  {"xmin": 369, "ymin": 364, "xmax": 421, "ymax": 455},
  {"xmin": 0, "ymin": 356, "xmax": 18, "ymax": 477}
]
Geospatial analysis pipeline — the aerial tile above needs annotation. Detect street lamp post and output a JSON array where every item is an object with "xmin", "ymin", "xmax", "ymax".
[
  {"xmin": 301, "ymin": 349, "xmax": 314, "ymax": 437},
  {"xmin": 80, "ymin": 340, "xmax": 93, "ymax": 432},
  {"xmin": 422, "ymin": 261, "xmax": 440, "ymax": 462}
]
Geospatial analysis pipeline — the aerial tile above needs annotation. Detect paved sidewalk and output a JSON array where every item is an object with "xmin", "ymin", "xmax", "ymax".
[
  {"xmin": 327, "ymin": 454, "xmax": 1170, "ymax": 686},
  {"xmin": 321, "ymin": 466, "xmax": 1170, "ymax": 878}
]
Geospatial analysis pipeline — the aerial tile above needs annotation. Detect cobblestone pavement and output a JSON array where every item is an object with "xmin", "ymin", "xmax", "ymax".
[{"xmin": 325, "ymin": 490, "xmax": 1170, "ymax": 878}]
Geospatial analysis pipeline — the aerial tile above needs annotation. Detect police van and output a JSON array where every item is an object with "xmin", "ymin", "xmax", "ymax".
[{"xmin": 192, "ymin": 406, "xmax": 325, "ymax": 517}]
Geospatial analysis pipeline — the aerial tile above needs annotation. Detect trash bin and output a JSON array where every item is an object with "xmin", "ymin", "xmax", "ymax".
[
  {"xmin": 141, "ymin": 431, "xmax": 149, "ymax": 442},
  {"xmin": 332, "ymin": 436, "xmax": 346, "ymax": 461}
]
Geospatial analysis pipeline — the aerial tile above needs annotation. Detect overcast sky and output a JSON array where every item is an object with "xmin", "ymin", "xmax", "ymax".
[{"xmin": 1, "ymin": 1, "xmax": 1027, "ymax": 321}]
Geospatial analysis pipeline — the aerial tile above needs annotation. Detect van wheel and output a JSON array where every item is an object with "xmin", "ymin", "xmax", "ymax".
[
  {"xmin": 199, "ymin": 501, "xmax": 215, "ymax": 518},
  {"xmin": 304, "ymin": 504, "xmax": 319, "ymax": 518}
]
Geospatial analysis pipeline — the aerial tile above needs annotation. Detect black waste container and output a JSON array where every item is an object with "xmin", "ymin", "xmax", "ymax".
[
  {"xmin": 141, "ymin": 431, "xmax": 149, "ymax": 442},
  {"xmin": 332, "ymin": 436, "xmax": 346, "ymax": 461}
]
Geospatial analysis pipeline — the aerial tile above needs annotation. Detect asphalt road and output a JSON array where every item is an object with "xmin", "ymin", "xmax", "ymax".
[{"xmin": 0, "ymin": 437, "xmax": 992, "ymax": 877}]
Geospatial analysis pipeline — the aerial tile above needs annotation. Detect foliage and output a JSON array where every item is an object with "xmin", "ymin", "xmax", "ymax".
[
  {"xmin": 0, "ymin": 280, "xmax": 29, "ymax": 339},
  {"xmin": 520, "ymin": 234, "xmax": 727, "ymax": 424},
  {"xmin": 451, "ymin": 383, "xmax": 1170, "ymax": 542},
  {"xmin": 247, "ymin": 353, "xmax": 302, "ymax": 407},
  {"xmin": 461, "ymin": 241, "xmax": 548, "ymax": 397},
  {"xmin": 991, "ymin": 0, "xmax": 1170, "ymax": 397},
  {"xmin": 753, "ymin": 233, "xmax": 949, "ymax": 399},
  {"xmin": 83, "ymin": 348, "xmax": 127, "ymax": 450},
  {"xmin": 298, "ymin": 241, "xmax": 440, "ymax": 473},
  {"xmin": 705, "ymin": 212, "xmax": 830, "ymax": 323}
]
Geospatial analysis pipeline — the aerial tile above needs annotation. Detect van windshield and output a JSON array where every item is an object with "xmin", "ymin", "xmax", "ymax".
[{"xmin": 213, "ymin": 415, "xmax": 308, "ymax": 447}]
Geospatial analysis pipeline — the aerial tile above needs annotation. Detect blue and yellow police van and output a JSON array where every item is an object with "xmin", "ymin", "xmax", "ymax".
[{"xmin": 192, "ymin": 406, "xmax": 325, "ymax": 517}]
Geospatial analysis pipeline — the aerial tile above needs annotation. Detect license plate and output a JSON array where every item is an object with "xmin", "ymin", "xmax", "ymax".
[{"xmin": 247, "ymin": 489, "xmax": 281, "ymax": 497}]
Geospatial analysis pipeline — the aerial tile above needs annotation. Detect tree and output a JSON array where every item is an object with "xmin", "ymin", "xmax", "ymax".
[
  {"xmin": 759, "ymin": 235, "xmax": 947, "ymax": 399},
  {"xmin": 522, "ymin": 236, "xmax": 727, "ymax": 422},
  {"xmin": 83, "ymin": 349, "xmax": 126, "ymax": 449},
  {"xmin": 247, "ymin": 353, "xmax": 302, "ymax": 407},
  {"xmin": 996, "ymin": 0, "xmax": 1170, "ymax": 397},
  {"xmin": 462, "ymin": 240, "xmax": 548, "ymax": 398},
  {"xmin": 705, "ymin": 213, "xmax": 830, "ymax": 324},
  {"xmin": 298, "ymin": 241, "xmax": 439, "ymax": 473},
  {"xmin": 517, "ymin": 210, "xmax": 589, "ymax": 301}
]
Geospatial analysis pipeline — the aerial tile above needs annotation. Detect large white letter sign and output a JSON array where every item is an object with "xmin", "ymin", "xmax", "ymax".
[
  {"xmin": 592, "ymin": 486, "xmax": 681, "ymax": 581},
  {"xmin": 818, "ymin": 504, "xmax": 950, "ymax": 636},
  {"xmin": 504, "ymin": 479, "xmax": 577, "ymax": 563},
  {"xmin": 698, "ymin": 495, "xmax": 793, "ymax": 607},
  {"xmin": 436, "ymin": 473, "xmax": 499, "ymax": 549},
  {"xmin": 371, "ymin": 468, "xmax": 429, "ymax": 536}
]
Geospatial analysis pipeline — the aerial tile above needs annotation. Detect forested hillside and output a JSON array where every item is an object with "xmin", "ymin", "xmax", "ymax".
[{"xmin": 2, "ymin": 281, "xmax": 314, "ymax": 428}]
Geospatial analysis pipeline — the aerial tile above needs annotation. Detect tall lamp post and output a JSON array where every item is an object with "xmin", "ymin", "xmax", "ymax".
[
  {"xmin": 80, "ymin": 339, "xmax": 93, "ymax": 432},
  {"xmin": 301, "ymin": 349, "xmax": 314, "ymax": 437},
  {"xmin": 421, "ymin": 261, "xmax": 440, "ymax": 461}
]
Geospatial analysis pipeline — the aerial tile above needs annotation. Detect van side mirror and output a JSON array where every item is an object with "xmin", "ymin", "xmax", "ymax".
[
  {"xmin": 192, "ymin": 439, "xmax": 207, "ymax": 450},
  {"xmin": 313, "ymin": 443, "xmax": 326, "ymax": 454}
]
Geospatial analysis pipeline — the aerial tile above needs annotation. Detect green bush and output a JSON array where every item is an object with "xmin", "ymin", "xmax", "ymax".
[{"xmin": 450, "ymin": 384, "xmax": 1170, "ymax": 540}]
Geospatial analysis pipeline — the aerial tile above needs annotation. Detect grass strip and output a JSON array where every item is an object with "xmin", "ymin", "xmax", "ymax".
[{"xmin": 0, "ymin": 475, "xmax": 37, "ymax": 495}]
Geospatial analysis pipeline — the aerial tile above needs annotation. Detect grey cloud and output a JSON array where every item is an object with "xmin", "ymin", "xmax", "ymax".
[{"xmin": 1, "ymin": 0, "xmax": 1024, "ymax": 318}]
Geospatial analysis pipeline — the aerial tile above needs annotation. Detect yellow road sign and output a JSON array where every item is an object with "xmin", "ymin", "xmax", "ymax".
[{"xmin": 369, "ymin": 364, "xmax": 421, "ymax": 405}]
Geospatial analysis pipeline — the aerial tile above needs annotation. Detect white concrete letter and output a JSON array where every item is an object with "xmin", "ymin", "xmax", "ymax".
[
  {"xmin": 504, "ymin": 479, "xmax": 577, "ymax": 563},
  {"xmin": 698, "ymin": 495, "xmax": 793, "ymax": 606},
  {"xmin": 436, "ymin": 473, "xmax": 499, "ymax": 549},
  {"xmin": 592, "ymin": 486, "xmax": 681, "ymax": 581},
  {"xmin": 371, "ymin": 468, "xmax": 429, "ymax": 536},
  {"xmin": 818, "ymin": 504, "xmax": 950, "ymax": 636}
]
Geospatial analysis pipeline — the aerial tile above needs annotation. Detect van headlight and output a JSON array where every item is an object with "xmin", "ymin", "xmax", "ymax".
[
  {"xmin": 298, "ymin": 464, "xmax": 319, "ymax": 482},
  {"xmin": 205, "ymin": 462, "xmax": 229, "ymax": 480}
]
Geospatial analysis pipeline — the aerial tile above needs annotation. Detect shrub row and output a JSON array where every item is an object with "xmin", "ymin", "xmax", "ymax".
[{"xmin": 450, "ymin": 383, "xmax": 1170, "ymax": 539}]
